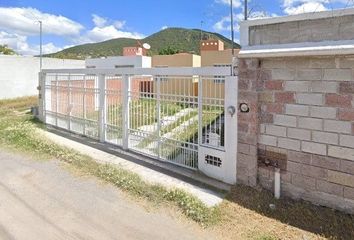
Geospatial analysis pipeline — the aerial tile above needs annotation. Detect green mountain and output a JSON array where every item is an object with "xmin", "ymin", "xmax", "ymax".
[{"xmin": 44, "ymin": 28, "xmax": 240, "ymax": 60}]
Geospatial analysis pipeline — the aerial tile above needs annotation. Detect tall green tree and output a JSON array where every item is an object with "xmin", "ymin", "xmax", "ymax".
[
  {"xmin": 0, "ymin": 45, "xmax": 16, "ymax": 55},
  {"xmin": 158, "ymin": 46, "xmax": 180, "ymax": 55}
]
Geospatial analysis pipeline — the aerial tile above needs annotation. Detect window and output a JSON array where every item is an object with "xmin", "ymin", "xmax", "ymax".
[
  {"xmin": 154, "ymin": 65, "xmax": 168, "ymax": 81},
  {"xmin": 213, "ymin": 64, "xmax": 231, "ymax": 83},
  {"xmin": 114, "ymin": 65, "xmax": 134, "ymax": 68},
  {"xmin": 205, "ymin": 155, "xmax": 222, "ymax": 167}
]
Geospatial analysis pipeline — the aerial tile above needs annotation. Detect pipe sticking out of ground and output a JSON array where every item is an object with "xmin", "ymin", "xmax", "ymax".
[{"xmin": 274, "ymin": 168, "xmax": 281, "ymax": 199}]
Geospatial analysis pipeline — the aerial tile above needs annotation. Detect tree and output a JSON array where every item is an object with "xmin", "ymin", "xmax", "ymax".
[
  {"xmin": 0, "ymin": 45, "xmax": 16, "ymax": 55},
  {"xmin": 158, "ymin": 46, "xmax": 180, "ymax": 55}
]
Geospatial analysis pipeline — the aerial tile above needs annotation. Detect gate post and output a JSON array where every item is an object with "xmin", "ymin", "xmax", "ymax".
[
  {"xmin": 122, "ymin": 74, "xmax": 131, "ymax": 150},
  {"xmin": 38, "ymin": 71, "xmax": 46, "ymax": 122},
  {"xmin": 224, "ymin": 75, "xmax": 238, "ymax": 184},
  {"xmin": 98, "ymin": 74, "xmax": 106, "ymax": 142}
]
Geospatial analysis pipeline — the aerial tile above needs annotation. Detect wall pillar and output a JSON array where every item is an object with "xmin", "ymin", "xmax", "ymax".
[{"xmin": 236, "ymin": 58, "xmax": 261, "ymax": 186}]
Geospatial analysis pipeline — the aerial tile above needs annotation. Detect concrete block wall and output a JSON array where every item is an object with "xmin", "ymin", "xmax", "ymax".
[
  {"xmin": 249, "ymin": 14, "xmax": 354, "ymax": 45},
  {"xmin": 256, "ymin": 56, "xmax": 354, "ymax": 213}
]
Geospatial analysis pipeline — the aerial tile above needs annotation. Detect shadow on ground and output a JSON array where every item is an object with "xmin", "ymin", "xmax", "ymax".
[
  {"xmin": 28, "ymin": 116, "xmax": 354, "ymax": 239},
  {"xmin": 225, "ymin": 185, "xmax": 354, "ymax": 240}
]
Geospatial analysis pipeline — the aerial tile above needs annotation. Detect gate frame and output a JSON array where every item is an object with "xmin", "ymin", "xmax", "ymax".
[{"xmin": 39, "ymin": 67, "xmax": 238, "ymax": 184}]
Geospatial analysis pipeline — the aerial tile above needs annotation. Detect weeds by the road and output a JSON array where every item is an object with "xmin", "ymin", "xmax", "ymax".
[{"xmin": 0, "ymin": 96, "xmax": 218, "ymax": 227}]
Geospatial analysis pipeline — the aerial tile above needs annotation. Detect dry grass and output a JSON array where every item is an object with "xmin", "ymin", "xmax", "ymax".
[
  {"xmin": 210, "ymin": 185, "xmax": 354, "ymax": 240},
  {"xmin": 1, "ymin": 96, "xmax": 354, "ymax": 240},
  {"xmin": 0, "ymin": 96, "xmax": 37, "ymax": 111}
]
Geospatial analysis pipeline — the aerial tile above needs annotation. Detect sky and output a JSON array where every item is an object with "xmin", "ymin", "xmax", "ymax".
[{"xmin": 0, "ymin": 0, "xmax": 353, "ymax": 55}]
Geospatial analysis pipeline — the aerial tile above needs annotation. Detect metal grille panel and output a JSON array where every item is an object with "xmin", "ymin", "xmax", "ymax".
[{"xmin": 41, "ymin": 67, "xmax": 230, "ymax": 171}]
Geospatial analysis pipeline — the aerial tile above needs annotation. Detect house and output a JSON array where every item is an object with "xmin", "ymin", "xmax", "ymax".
[
  {"xmin": 200, "ymin": 39, "xmax": 237, "ymax": 67},
  {"xmin": 50, "ymin": 48, "xmax": 154, "ymax": 116},
  {"xmin": 200, "ymin": 40, "xmax": 238, "ymax": 100},
  {"xmin": 85, "ymin": 55, "xmax": 151, "ymax": 69},
  {"xmin": 152, "ymin": 52, "xmax": 201, "ymax": 68},
  {"xmin": 152, "ymin": 53, "xmax": 201, "ymax": 97}
]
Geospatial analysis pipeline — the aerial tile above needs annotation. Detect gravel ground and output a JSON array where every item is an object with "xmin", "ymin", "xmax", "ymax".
[{"xmin": 0, "ymin": 149, "xmax": 215, "ymax": 240}]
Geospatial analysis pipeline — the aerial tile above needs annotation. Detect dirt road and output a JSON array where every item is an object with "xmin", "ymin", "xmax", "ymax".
[{"xmin": 0, "ymin": 149, "xmax": 214, "ymax": 240}]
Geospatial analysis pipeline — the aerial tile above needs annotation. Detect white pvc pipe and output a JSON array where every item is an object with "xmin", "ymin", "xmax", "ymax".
[{"xmin": 274, "ymin": 168, "xmax": 281, "ymax": 199}]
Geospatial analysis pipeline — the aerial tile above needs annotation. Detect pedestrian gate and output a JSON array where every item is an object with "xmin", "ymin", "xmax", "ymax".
[{"xmin": 39, "ymin": 67, "xmax": 238, "ymax": 184}]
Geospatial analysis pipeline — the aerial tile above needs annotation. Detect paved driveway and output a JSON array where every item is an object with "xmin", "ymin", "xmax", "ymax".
[{"xmin": 0, "ymin": 149, "xmax": 214, "ymax": 240}]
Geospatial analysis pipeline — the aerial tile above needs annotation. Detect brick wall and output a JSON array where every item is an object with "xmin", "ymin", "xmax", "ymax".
[{"xmin": 255, "ymin": 56, "xmax": 354, "ymax": 213}]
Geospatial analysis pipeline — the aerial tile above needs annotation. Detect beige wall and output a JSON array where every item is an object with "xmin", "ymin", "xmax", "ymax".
[
  {"xmin": 151, "ymin": 53, "xmax": 225, "ymax": 99},
  {"xmin": 201, "ymin": 49, "xmax": 235, "ymax": 67},
  {"xmin": 152, "ymin": 54, "xmax": 200, "ymax": 97},
  {"xmin": 152, "ymin": 53, "xmax": 201, "ymax": 67}
]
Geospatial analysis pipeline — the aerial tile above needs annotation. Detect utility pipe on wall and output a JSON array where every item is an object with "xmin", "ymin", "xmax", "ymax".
[{"xmin": 274, "ymin": 168, "xmax": 281, "ymax": 199}]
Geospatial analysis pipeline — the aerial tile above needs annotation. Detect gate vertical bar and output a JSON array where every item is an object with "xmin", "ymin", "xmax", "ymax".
[
  {"xmin": 83, "ymin": 75, "xmax": 86, "ymax": 134},
  {"xmin": 68, "ymin": 74, "xmax": 72, "ymax": 131},
  {"xmin": 156, "ymin": 76, "xmax": 161, "ymax": 160},
  {"xmin": 197, "ymin": 76, "xmax": 203, "ymax": 146},
  {"xmin": 55, "ymin": 74, "xmax": 59, "ymax": 127},
  {"xmin": 98, "ymin": 74, "xmax": 106, "ymax": 142},
  {"xmin": 122, "ymin": 74, "xmax": 131, "ymax": 150}
]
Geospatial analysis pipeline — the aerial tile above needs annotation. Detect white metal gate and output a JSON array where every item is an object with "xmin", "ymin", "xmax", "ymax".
[{"xmin": 39, "ymin": 67, "xmax": 237, "ymax": 184}]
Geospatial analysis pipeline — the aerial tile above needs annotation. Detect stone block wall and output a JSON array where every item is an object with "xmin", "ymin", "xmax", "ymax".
[
  {"xmin": 255, "ymin": 56, "xmax": 354, "ymax": 213},
  {"xmin": 237, "ymin": 59, "xmax": 260, "ymax": 186}
]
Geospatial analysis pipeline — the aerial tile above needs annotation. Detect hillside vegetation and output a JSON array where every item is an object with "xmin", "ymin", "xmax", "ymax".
[
  {"xmin": 0, "ymin": 45, "xmax": 16, "ymax": 55},
  {"xmin": 45, "ymin": 28, "xmax": 240, "ymax": 59}
]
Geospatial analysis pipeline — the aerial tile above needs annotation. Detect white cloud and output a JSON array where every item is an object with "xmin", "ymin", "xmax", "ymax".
[
  {"xmin": 0, "ymin": 7, "xmax": 77, "ymax": 55},
  {"xmin": 281, "ymin": 0, "xmax": 352, "ymax": 15},
  {"xmin": 86, "ymin": 25, "xmax": 145, "ymax": 42},
  {"xmin": 215, "ymin": 0, "xmax": 242, "ymax": 8},
  {"xmin": 282, "ymin": 0, "xmax": 332, "ymax": 8},
  {"xmin": 0, "ymin": 7, "xmax": 83, "ymax": 36},
  {"xmin": 92, "ymin": 14, "xmax": 126, "ymax": 29},
  {"xmin": 213, "ymin": 13, "xmax": 243, "ymax": 32},
  {"xmin": 41, "ymin": 43, "xmax": 62, "ymax": 54},
  {"xmin": 0, "ymin": 9, "xmax": 145, "ymax": 55},
  {"xmin": 248, "ymin": 11, "xmax": 278, "ymax": 19},
  {"xmin": 79, "ymin": 15, "xmax": 145, "ymax": 43},
  {"xmin": 0, "ymin": 31, "xmax": 61, "ymax": 55},
  {"xmin": 81, "ymin": 14, "xmax": 144, "ymax": 43},
  {"xmin": 114, "ymin": 20, "xmax": 126, "ymax": 29},
  {"xmin": 0, "ymin": 31, "xmax": 28, "ymax": 53},
  {"xmin": 92, "ymin": 14, "xmax": 107, "ymax": 28},
  {"xmin": 161, "ymin": 26, "xmax": 168, "ymax": 30},
  {"xmin": 284, "ymin": 1, "xmax": 327, "ymax": 14},
  {"xmin": 213, "ymin": 16, "xmax": 232, "ymax": 32}
]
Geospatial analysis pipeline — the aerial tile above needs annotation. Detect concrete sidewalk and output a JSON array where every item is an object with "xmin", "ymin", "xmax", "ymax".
[{"xmin": 40, "ymin": 128, "xmax": 228, "ymax": 207}]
